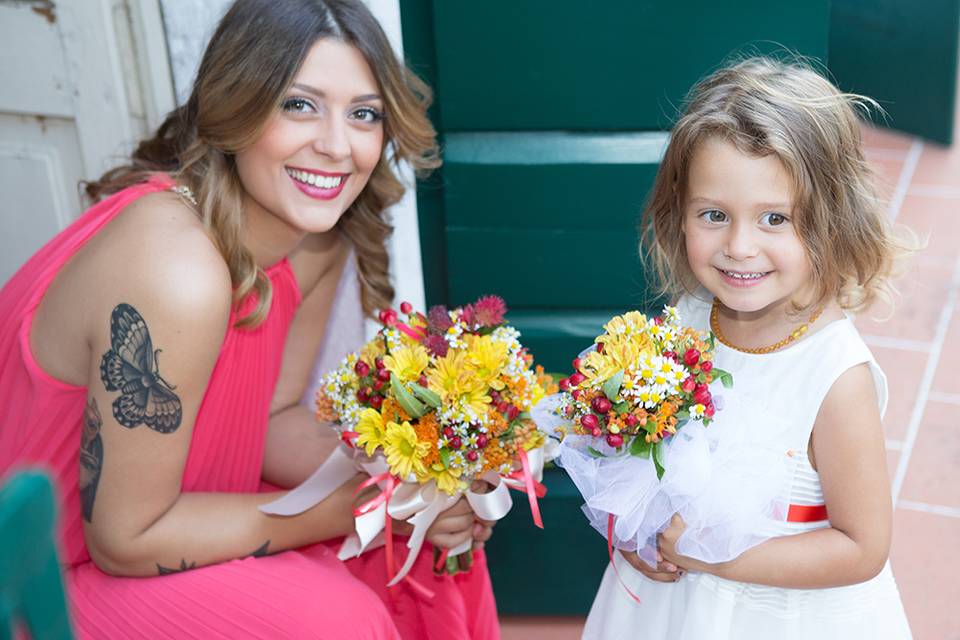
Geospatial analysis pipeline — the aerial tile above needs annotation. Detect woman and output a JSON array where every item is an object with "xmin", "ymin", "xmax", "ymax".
[{"xmin": 0, "ymin": 1, "xmax": 495, "ymax": 637}]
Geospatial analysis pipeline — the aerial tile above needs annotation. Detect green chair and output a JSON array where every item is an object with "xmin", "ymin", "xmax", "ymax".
[{"xmin": 0, "ymin": 470, "xmax": 73, "ymax": 640}]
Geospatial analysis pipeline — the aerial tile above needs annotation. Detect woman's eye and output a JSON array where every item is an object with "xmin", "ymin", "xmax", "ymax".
[
  {"xmin": 761, "ymin": 212, "xmax": 788, "ymax": 226},
  {"xmin": 701, "ymin": 209, "xmax": 727, "ymax": 223},
  {"xmin": 351, "ymin": 106, "xmax": 383, "ymax": 124},
  {"xmin": 282, "ymin": 97, "xmax": 315, "ymax": 113}
]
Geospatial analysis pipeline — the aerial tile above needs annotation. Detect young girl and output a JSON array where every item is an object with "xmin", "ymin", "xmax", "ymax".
[
  {"xmin": 583, "ymin": 58, "xmax": 912, "ymax": 638},
  {"xmin": 0, "ymin": 1, "xmax": 496, "ymax": 637}
]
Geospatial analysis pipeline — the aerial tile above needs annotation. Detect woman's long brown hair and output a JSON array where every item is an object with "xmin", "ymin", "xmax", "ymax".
[{"xmin": 86, "ymin": 0, "xmax": 439, "ymax": 327}]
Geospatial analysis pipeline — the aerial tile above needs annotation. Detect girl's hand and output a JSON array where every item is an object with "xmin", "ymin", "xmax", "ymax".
[
  {"xmin": 619, "ymin": 549, "xmax": 682, "ymax": 582},
  {"xmin": 657, "ymin": 513, "xmax": 720, "ymax": 575}
]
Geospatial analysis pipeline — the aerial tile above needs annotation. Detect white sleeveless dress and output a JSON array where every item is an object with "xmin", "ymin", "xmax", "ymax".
[{"xmin": 582, "ymin": 293, "xmax": 912, "ymax": 639}]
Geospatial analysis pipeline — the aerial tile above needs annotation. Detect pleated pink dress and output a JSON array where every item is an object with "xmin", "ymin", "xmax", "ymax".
[{"xmin": 0, "ymin": 175, "xmax": 400, "ymax": 639}]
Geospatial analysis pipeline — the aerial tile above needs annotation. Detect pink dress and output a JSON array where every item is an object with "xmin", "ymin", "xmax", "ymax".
[
  {"xmin": 300, "ymin": 237, "xmax": 501, "ymax": 640},
  {"xmin": 0, "ymin": 175, "xmax": 400, "ymax": 639}
]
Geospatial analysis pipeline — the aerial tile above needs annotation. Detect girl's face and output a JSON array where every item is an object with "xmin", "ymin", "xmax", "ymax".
[
  {"xmin": 235, "ymin": 38, "xmax": 385, "ymax": 236},
  {"xmin": 683, "ymin": 137, "xmax": 813, "ymax": 317}
]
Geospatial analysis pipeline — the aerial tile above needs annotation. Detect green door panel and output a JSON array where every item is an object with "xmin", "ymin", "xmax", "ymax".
[
  {"xmin": 430, "ymin": 1, "xmax": 831, "ymax": 131},
  {"xmin": 829, "ymin": 0, "xmax": 959, "ymax": 145}
]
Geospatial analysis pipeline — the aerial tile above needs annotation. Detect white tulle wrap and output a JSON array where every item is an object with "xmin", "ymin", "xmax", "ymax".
[{"xmin": 532, "ymin": 394, "xmax": 793, "ymax": 568}]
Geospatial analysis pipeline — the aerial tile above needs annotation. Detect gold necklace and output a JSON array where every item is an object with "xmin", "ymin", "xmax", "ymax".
[{"xmin": 710, "ymin": 299, "xmax": 824, "ymax": 354}]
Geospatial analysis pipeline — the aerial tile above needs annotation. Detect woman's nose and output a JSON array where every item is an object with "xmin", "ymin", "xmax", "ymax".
[{"xmin": 312, "ymin": 118, "xmax": 350, "ymax": 161}]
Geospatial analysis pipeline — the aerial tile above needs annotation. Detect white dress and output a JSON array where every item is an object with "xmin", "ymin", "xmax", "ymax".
[{"xmin": 582, "ymin": 293, "xmax": 913, "ymax": 639}]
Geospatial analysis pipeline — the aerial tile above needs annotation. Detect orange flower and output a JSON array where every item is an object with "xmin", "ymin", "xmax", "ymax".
[
  {"xmin": 414, "ymin": 414, "xmax": 440, "ymax": 469},
  {"xmin": 481, "ymin": 438, "xmax": 510, "ymax": 473},
  {"xmin": 486, "ymin": 408, "xmax": 509, "ymax": 436},
  {"xmin": 315, "ymin": 391, "xmax": 338, "ymax": 422},
  {"xmin": 381, "ymin": 397, "xmax": 411, "ymax": 425}
]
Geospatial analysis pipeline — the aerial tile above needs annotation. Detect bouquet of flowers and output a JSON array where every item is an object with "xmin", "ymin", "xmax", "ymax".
[
  {"xmin": 264, "ymin": 295, "xmax": 556, "ymax": 586},
  {"xmin": 534, "ymin": 305, "xmax": 789, "ymax": 579},
  {"xmin": 551, "ymin": 307, "xmax": 732, "ymax": 479}
]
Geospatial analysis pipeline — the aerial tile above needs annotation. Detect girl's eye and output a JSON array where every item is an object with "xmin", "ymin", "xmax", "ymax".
[
  {"xmin": 761, "ymin": 212, "xmax": 788, "ymax": 226},
  {"xmin": 701, "ymin": 209, "xmax": 727, "ymax": 223},
  {"xmin": 282, "ymin": 97, "xmax": 315, "ymax": 114},
  {"xmin": 350, "ymin": 106, "xmax": 384, "ymax": 124}
]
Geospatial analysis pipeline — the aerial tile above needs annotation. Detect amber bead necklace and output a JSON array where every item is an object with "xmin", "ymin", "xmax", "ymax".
[{"xmin": 710, "ymin": 299, "xmax": 824, "ymax": 355}]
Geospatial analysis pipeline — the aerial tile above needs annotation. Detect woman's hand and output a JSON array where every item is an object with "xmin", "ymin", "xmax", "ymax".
[
  {"xmin": 619, "ymin": 549, "xmax": 682, "ymax": 582},
  {"xmin": 657, "ymin": 513, "xmax": 720, "ymax": 575},
  {"xmin": 425, "ymin": 497, "xmax": 475, "ymax": 550}
]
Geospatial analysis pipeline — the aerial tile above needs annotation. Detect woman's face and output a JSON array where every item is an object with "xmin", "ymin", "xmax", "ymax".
[{"xmin": 235, "ymin": 38, "xmax": 385, "ymax": 236}]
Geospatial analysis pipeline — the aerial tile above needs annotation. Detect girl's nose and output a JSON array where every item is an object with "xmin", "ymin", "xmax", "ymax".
[{"xmin": 723, "ymin": 222, "xmax": 760, "ymax": 261}]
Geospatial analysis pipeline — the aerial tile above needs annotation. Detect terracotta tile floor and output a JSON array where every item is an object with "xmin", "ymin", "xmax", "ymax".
[{"xmin": 499, "ymin": 123, "xmax": 960, "ymax": 640}]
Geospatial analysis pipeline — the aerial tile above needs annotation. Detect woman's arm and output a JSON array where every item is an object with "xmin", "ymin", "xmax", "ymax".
[
  {"xmin": 80, "ymin": 199, "xmax": 363, "ymax": 577},
  {"xmin": 660, "ymin": 363, "xmax": 892, "ymax": 588}
]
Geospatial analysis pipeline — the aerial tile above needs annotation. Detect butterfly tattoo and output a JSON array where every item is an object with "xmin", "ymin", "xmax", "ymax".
[{"xmin": 99, "ymin": 303, "xmax": 182, "ymax": 433}]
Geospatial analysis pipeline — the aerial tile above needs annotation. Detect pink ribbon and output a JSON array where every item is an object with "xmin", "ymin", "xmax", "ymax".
[
  {"xmin": 607, "ymin": 514, "xmax": 642, "ymax": 604},
  {"xmin": 395, "ymin": 321, "xmax": 426, "ymax": 342},
  {"xmin": 353, "ymin": 472, "xmax": 395, "ymax": 517},
  {"xmin": 514, "ymin": 449, "xmax": 545, "ymax": 529},
  {"xmin": 340, "ymin": 430, "xmax": 359, "ymax": 448}
]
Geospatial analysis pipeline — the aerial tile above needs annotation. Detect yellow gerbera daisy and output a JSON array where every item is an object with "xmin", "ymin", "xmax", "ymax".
[
  {"xmin": 465, "ymin": 335, "xmax": 508, "ymax": 388},
  {"xmin": 355, "ymin": 408, "xmax": 387, "ymax": 457},
  {"xmin": 383, "ymin": 421, "xmax": 430, "ymax": 479},
  {"xmin": 427, "ymin": 350, "xmax": 469, "ymax": 402},
  {"xmin": 383, "ymin": 344, "xmax": 430, "ymax": 383},
  {"xmin": 419, "ymin": 462, "xmax": 466, "ymax": 495}
]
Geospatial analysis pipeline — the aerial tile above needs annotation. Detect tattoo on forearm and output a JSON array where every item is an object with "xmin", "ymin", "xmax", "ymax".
[
  {"xmin": 99, "ymin": 303, "xmax": 182, "ymax": 433},
  {"xmin": 157, "ymin": 559, "xmax": 197, "ymax": 575},
  {"xmin": 249, "ymin": 540, "xmax": 271, "ymax": 558},
  {"xmin": 79, "ymin": 398, "xmax": 104, "ymax": 522}
]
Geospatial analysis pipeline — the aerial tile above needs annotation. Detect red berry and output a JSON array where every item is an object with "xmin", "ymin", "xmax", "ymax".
[
  {"xmin": 497, "ymin": 401, "xmax": 510, "ymax": 413},
  {"xmin": 572, "ymin": 357, "xmax": 582, "ymax": 371},
  {"xmin": 624, "ymin": 414, "xmax": 639, "ymax": 427},
  {"xmin": 705, "ymin": 402, "xmax": 716, "ymax": 418},
  {"xmin": 569, "ymin": 372, "xmax": 586, "ymax": 386},
  {"xmin": 596, "ymin": 342, "xmax": 604, "ymax": 353},
  {"xmin": 490, "ymin": 390, "xmax": 501, "ymax": 402},
  {"xmin": 581, "ymin": 414, "xmax": 599, "ymax": 430},
  {"xmin": 375, "ymin": 357, "xmax": 385, "ymax": 370},
  {"xmin": 418, "ymin": 375, "xmax": 428, "ymax": 387},
  {"xmin": 654, "ymin": 316, "xmax": 664, "ymax": 326},
  {"xmin": 507, "ymin": 405, "xmax": 520, "ymax": 421},
  {"xmin": 662, "ymin": 350, "xmax": 678, "ymax": 362},
  {"xmin": 378, "ymin": 308, "xmax": 398, "ymax": 326},
  {"xmin": 369, "ymin": 395, "xmax": 383, "ymax": 409},
  {"xmin": 449, "ymin": 436, "xmax": 462, "ymax": 449},
  {"xmin": 476, "ymin": 434, "xmax": 489, "ymax": 448},
  {"xmin": 356, "ymin": 388, "xmax": 370, "ymax": 403},
  {"xmin": 466, "ymin": 450, "xmax": 479, "ymax": 462},
  {"xmin": 592, "ymin": 427, "xmax": 603, "ymax": 437},
  {"xmin": 400, "ymin": 301, "xmax": 413, "ymax": 314},
  {"xmin": 694, "ymin": 388, "xmax": 711, "ymax": 405},
  {"xmin": 558, "ymin": 378, "xmax": 571, "ymax": 392},
  {"xmin": 377, "ymin": 368, "xmax": 391, "ymax": 382},
  {"xmin": 354, "ymin": 360, "xmax": 371, "ymax": 377},
  {"xmin": 443, "ymin": 426, "xmax": 454, "ymax": 438},
  {"xmin": 606, "ymin": 433, "xmax": 624, "ymax": 448},
  {"xmin": 373, "ymin": 379, "xmax": 385, "ymax": 391},
  {"xmin": 695, "ymin": 383, "xmax": 708, "ymax": 394},
  {"xmin": 591, "ymin": 397, "xmax": 612, "ymax": 414},
  {"xmin": 682, "ymin": 376, "xmax": 696, "ymax": 393},
  {"xmin": 571, "ymin": 389, "xmax": 581, "ymax": 400},
  {"xmin": 684, "ymin": 349, "xmax": 701, "ymax": 367},
  {"xmin": 700, "ymin": 360, "xmax": 713, "ymax": 373}
]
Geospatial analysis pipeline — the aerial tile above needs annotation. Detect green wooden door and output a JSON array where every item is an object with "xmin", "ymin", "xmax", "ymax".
[
  {"xmin": 401, "ymin": 1, "xmax": 829, "ymax": 615},
  {"xmin": 830, "ymin": 0, "xmax": 960, "ymax": 145}
]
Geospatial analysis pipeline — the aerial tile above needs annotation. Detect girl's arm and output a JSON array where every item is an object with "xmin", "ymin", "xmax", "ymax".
[{"xmin": 660, "ymin": 362, "xmax": 892, "ymax": 588}]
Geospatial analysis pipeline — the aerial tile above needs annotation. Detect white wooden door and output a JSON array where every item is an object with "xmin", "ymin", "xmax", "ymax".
[{"xmin": 0, "ymin": 0, "xmax": 174, "ymax": 284}]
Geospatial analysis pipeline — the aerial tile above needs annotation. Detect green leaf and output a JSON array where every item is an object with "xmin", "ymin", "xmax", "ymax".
[
  {"xmin": 390, "ymin": 374, "xmax": 428, "ymax": 418},
  {"xmin": 518, "ymin": 411, "xmax": 532, "ymax": 420},
  {"xmin": 712, "ymin": 368, "xmax": 734, "ymax": 389},
  {"xmin": 653, "ymin": 441, "xmax": 666, "ymax": 480},
  {"xmin": 602, "ymin": 370, "xmax": 624, "ymax": 402},
  {"xmin": 675, "ymin": 409, "xmax": 690, "ymax": 421},
  {"xmin": 409, "ymin": 382, "xmax": 441, "ymax": 408},
  {"xmin": 628, "ymin": 435, "xmax": 651, "ymax": 458},
  {"xmin": 587, "ymin": 446, "xmax": 607, "ymax": 458},
  {"xmin": 613, "ymin": 401, "xmax": 629, "ymax": 415},
  {"xmin": 675, "ymin": 419, "xmax": 689, "ymax": 430},
  {"xmin": 439, "ymin": 448, "xmax": 451, "ymax": 469}
]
